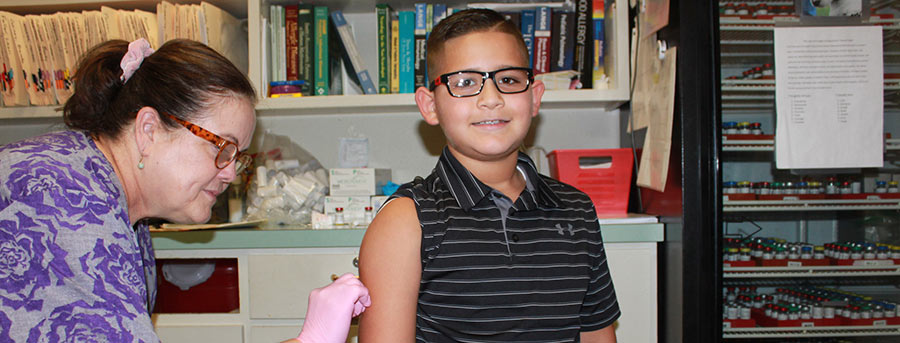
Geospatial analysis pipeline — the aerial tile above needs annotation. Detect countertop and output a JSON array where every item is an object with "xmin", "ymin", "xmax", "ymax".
[{"xmin": 151, "ymin": 221, "xmax": 664, "ymax": 250}]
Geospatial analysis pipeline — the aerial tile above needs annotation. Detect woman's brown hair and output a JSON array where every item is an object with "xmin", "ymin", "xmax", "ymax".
[{"xmin": 63, "ymin": 39, "xmax": 256, "ymax": 138}]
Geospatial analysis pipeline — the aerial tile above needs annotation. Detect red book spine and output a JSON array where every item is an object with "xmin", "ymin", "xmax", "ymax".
[{"xmin": 285, "ymin": 5, "xmax": 299, "ymax": 81}]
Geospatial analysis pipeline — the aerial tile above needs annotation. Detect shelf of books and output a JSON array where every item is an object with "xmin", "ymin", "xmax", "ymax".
[
  {"xmin": 246, "ymin": 0, "xmax": 630, "ymax": 115},
  {"xmin": 0, "ymin": 0, "xmax": 628, "ymax": 118}
]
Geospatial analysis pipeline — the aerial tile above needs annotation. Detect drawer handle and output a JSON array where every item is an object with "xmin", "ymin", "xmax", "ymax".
[{"xmin": 331, "ymin": 273, "xmax": 360, "ymax": 281}]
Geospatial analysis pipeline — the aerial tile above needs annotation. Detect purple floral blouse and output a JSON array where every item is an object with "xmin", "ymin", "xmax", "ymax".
[{"xmin": 0, "ymin": 131, "xmax": 158, "ymax": 342}]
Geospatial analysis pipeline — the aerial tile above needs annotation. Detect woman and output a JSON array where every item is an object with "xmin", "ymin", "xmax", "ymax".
[{"xmin": 0, "ymin": 39, "xmax": 368, "ymax": 342}]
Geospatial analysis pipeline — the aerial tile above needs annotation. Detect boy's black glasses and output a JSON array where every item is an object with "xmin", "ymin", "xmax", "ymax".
[{"xmin": 429, "ymin": 67, "xmax": 534, "ymax": 97}]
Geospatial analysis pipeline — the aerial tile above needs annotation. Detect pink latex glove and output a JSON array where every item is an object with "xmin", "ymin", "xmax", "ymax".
[{"xmin": 296, "ymin": 273, "xmax": 371, "ymax": 343}]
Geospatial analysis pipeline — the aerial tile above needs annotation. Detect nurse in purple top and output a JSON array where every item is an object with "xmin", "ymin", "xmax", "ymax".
[{"xmin": 0, "ymin": 39, "xmax": 368, "ymax": 343}]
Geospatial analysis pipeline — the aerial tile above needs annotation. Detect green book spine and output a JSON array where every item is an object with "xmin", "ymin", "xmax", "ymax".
[
  {"xmin": 376, "ymin": 4, "xmax": 392, "ymax": 94},
  {"xmin": 426, "ymin": 4, "xmax": 433, "ymax": 33},
  {"xmin": 297, "ymin": 4, "xmax": 314, "ymax": 95},
  {"xmin": 313, "ymin": 6, "xmax": 329, "ymax": 95}
]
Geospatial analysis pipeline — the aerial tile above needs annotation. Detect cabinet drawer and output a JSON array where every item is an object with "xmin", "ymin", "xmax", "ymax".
[
  {"xmin": 156, "ymin": 324, "xmax": 243, "ymax": 343},
  {"xmin": 249, "ymin": 253, "xmax": 359, "ymax": 319}
]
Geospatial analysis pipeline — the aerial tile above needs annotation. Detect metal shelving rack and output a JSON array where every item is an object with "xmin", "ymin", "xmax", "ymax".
[
  {"xmin": 723, "ymin": 198, "xmax": 900, "ymax": 212},
  {"xmin": 723, "ymin": 326, "xmax": 900, "ymax": 339},
  {"xmin": 717, "ymin": 5, "xmax": 900, "ymax": 340},
  {"xmin": 722, "ymin": 137, "xmax": 900, "ymax": 151},
  {"xmin": 725, "ymin": 265, "xmax": 900, "ymax": 278}
]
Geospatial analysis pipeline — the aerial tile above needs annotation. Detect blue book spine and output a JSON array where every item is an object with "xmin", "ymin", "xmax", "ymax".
[
  {"xmin": 433, "ymin": 4, "xmax": 447, "ymax": 26},
  {"xmin": 413, "ymin": 4, "xmax": 428, "ymax": 89},
  {"xmin": 593, "ymin": 16, "xmax": 604, "ymax": 78},
  {"xmin": 399, "ymin": 11, "xmax": 415, "ymax": 93},
  {"xmin": 520, "ymin": 9, "xmax": 535, "ymax": 69},
  {"xmin": 533, "ymin": 7, "xmax": 552, "ymax": 74}
]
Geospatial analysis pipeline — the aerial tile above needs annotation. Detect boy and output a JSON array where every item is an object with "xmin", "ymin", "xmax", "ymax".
[{"xmin": 359, "ymin": 9, "xmax": 619, "ymax": 342}]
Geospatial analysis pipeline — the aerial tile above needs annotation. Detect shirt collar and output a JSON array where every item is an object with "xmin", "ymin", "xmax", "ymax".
[{"xmin": 435, "ymin": 147, "xmax": 562, "ymax": 211}]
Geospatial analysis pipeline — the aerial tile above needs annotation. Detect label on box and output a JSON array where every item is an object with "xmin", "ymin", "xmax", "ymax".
[
  {"xmin": 329, "ymin": 168, "xmax": 391, "ymax": 196},
  {"xmin": 855, "ymin": 259, "xmax": 894, "ymax": 266},
  {"xmin": 324, "ymin": 196, "xmax": 372, "ymax": 227},
  {"xmin": 370, "ymin": 195, "xmax": 389, "ymax": 212},
  {"xmin": 311, "ymin": 211, "xmax": 333, "ymax": 229}
]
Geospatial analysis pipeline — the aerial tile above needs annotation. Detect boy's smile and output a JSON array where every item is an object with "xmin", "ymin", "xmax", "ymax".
[{"xmin": 417, "ymin": 30, "xmax": 545, "ymax": 163}]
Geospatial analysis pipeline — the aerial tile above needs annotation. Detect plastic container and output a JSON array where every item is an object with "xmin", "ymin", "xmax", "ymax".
[{"xmin": 547, "ymin": 149, "xmax": 633, "ymax": 216}]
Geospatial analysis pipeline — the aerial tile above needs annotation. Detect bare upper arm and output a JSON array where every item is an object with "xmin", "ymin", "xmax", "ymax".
[
  {"xmin": 580, "ymin": 325, "xmax": 617, "ymax": 343},
  {"xmin": 358, "ymin": 197, "xmax": 421, "ymax": 343}
]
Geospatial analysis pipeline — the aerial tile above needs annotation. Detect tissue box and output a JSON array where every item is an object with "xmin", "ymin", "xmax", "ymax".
[{"xmin": 329, "ymin": 168, "xmax": 391, "ymax": 196}]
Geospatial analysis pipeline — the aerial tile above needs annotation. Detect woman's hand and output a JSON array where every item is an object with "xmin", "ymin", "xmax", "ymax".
[{"xmin": 295, "ymin": 273, "xmax": 371, "ymax": 343}]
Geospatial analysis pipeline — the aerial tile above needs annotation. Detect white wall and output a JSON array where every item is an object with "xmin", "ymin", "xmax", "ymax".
[
  {"xmin": 0, "ymin": 107, "xmax": 622, "ymax": 185},
  {"xmin": 254, "ymin": 107, "xmax": 622, "ymax": 183}
]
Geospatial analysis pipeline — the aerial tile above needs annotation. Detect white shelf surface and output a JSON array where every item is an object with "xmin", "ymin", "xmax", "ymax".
[
  {"xmin": 723, "ymin": 145, "xmax": 774, "ymax": 152},
  {"xmin": 723, "ymin": 325, "xmax": 900, "ymax": 339},
  {"xmin": 0, "ymin": 88, "xmax": 630, "ymax": 119},
  {"xmin": 722, "ymin": 80, "xmax": 900, "ymax": 92},
  {"xmin": 724, "ymin": 264, "xmax": 900, "ymax": 278},
  {"xmin": 724, "ymin": 198, "xmax": 900, "ymax": 212}
]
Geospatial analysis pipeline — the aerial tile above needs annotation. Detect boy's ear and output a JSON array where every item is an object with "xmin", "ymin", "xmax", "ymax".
[
  {"xmin": 133, "ymin": 106, "xmax": 164, "ymax": 156},
  {"xmin": 530, "ymin": 79, "xmax": 546, "ymax": 118},
  {"xmin": 415, "ymin": 86, "xmax": 440, "ymax": 125}
]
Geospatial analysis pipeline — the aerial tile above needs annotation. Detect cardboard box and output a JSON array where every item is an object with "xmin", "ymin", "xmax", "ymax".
[{"xmin": 329, "ymin": 168, "xmax": 392, "ymax": 196}]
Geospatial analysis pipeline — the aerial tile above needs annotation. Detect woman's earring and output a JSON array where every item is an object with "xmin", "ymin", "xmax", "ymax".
[{"xmin": 138, "ymin": 157, "xmax": 145, "ymax": 169}]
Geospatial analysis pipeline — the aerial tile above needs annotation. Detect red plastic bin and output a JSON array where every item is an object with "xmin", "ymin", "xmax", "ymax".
[
  {"xmin": 153, "ymin": 258, "xmax": 239, "ymax": 314},
  {"xmin": 547, "ymin": 149, "xmax": 634, "ymax": 216}
]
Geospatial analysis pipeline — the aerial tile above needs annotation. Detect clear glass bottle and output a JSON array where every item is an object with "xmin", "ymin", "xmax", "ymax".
[
  {"xmin": 364, "ymin": 206, "xmax": 374, "ymax": 225},
  {"xmin": 333, "ymin": 207, "xmax": 347, "ymax": 227},
  {"xmin": 876, "ymin": 180, "xmax": 888, "ymax": 193}
]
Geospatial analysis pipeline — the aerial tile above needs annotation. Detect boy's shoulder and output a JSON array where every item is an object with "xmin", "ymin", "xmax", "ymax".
[
  {"xmin": 535, "ymin": 173, "xmax": 595, "ymax": 206},
  {"xmin": 389, "ymin": 172, "xmax": 442, "ymax": 201}
]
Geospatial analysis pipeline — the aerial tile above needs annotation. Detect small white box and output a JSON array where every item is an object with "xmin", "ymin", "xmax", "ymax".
[
  {"xmin": 324, "ymin": 196, "xmax": 370, "ymax": 226},
  {"xmin": 329, "ymin": 168, "xmax": 391, "ymax": 196},
  {"xmin": 370, "ymin": 195, "xmax": 390, "ymax": 212}
]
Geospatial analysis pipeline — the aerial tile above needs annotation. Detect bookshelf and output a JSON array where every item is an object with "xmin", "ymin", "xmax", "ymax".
[{"xmin": 0, "ymin": 0, "xmax": 630, "ymax": 118}]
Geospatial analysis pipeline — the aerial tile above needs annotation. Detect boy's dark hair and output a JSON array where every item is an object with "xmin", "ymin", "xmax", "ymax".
[
  {"xmin": 64, "ymin": 39, "xmax": 257, "ymax": 139},
  {"xmin": 426, "ymin": 9, "xmax": 528, "ymax": 80}
]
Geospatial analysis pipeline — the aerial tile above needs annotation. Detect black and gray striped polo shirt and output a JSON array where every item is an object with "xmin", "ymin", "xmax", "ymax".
[{"xmin": 390, "ymin": 147, "xmax": 620, "ymax": 342}]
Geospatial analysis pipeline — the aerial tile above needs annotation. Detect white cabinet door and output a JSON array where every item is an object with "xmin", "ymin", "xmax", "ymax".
[
  {"xmin": 251, "ymin": 324, "xmax": 359, "ymax": 343},
  {"xmin": 605, "ymin": 242, "xmax": 659, "ymax": 343},
  {"xmin": 248, "ymin": 252, "xmax": 359, "ymax": 319},
  {"xmin": 156, "ymin": 324, "xmax": 243, "ymax": 343}
]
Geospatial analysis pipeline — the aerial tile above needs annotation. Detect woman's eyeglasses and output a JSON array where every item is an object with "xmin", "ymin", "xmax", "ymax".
[
  {"xmin": 162, "ymin": 112, "xmax": 251, "ymax": 174},
  {"xmin": 429, "ymin": 67, "xmax": 533, "ymax": 97}
]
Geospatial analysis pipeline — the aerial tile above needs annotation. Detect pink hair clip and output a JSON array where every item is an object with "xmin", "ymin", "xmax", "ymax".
[{"xmin": 120, "ymin": 38, "xmax": 155, "ymax": 83}]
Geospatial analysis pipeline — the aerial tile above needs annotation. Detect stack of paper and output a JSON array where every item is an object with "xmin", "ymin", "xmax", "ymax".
[
  {"xmin": 157, "ymin": 1, "xmax": 247, "ymax": 73},
  {"xmin": 0, "ymin": 1, "xmax": 246, "ymax": 108}
]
